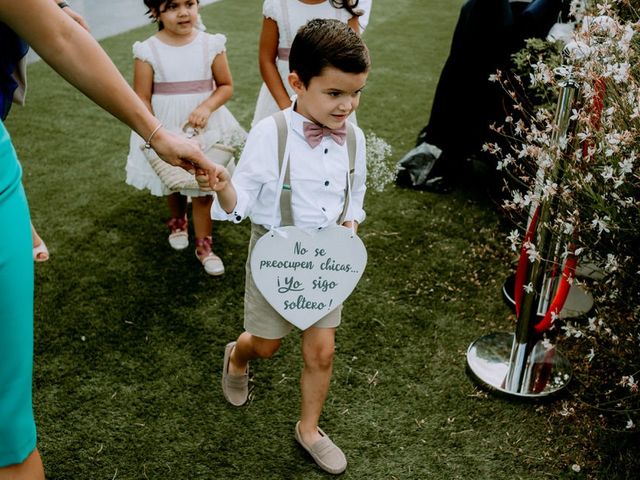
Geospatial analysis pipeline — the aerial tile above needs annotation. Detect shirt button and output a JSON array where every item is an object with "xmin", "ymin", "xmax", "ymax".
[
  {"xmin": 321, "ymin": 207, "xmax": 326, "ymax": 212},
  {"xmin": 235, "ymin": 215, "xmax": 242, "ymax": 221},
  {"xmin": 324, "ymin": 148, "xmax": 328, "ymax": 154},
  {"xmin": 324, "ymin": 180, "xmax": 330, "ymax": 186}
]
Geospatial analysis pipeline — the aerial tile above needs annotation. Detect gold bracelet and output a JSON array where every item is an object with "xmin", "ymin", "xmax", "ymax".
[{"xmin": 143, "ymin": 124, "xmax": 163, "ymax": 149}]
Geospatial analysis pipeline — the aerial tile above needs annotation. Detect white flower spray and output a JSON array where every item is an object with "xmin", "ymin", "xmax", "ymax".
[{"xmin": 365, "ymin": 132, "xmax": 395, "ymax": 192}]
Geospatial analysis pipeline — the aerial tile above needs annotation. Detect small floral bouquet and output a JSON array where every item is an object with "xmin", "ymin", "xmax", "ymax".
[{"xmin": 365, "ymin": 132, "xmax": 395, "ymax": 192}]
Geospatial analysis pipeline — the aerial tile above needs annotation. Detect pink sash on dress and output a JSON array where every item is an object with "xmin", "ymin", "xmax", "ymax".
[
  {"xmin": 153, "ymin": 79, "xmax": 215, "ymax": 95},
  {"xmin": 277, "ymin": 47, "xmax": 290, "ymax": 61}
]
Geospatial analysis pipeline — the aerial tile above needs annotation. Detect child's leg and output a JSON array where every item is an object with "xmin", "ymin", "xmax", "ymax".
[
  {"xmin": 191, "ymin": 195, "xmax": 224, "ymax": 275},
  {"xmin": 190, "ymin": 195, "xmax": 213, "ymax": 240},
  {"xmin": 166, "ymin": 193, "xmax": 189, "ymax": 250},
  {"xmin": 222, "ymin": 332, "xmax": 282, "ymax": 406},
  {"xmin": 167, "ymin": 192, "xmax": 188, "ymax": 219},
  {"xmin": 228, "ymin": 332, "xmax": 282, "ymax": 375},
  {"xmin": 299, "ymin": 326, "xmax": 336, "ymax": 446}
]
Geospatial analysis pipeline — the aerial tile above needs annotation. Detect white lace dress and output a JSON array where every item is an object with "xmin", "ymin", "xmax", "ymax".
[
  {"xmin": 126, "ymin": 31, "xmax": 247, "ymax": 197},
  {"xmin": 251, "ymin": 0, "xmax": 352, "ymax": 127}
]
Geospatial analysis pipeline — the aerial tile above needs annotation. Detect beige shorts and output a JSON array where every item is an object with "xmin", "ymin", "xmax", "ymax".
[{"xmin": 244, "ymin": 223, "xmax": 342, "ymax": 339}]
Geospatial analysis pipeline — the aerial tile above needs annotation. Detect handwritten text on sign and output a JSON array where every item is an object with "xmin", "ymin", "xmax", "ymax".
[{"xmin": 250, "ymin": 226, "xmax": 367, "ymax": 330}]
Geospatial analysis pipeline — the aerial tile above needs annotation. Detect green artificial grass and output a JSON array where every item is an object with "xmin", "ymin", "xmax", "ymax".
[{"xmin": 5, "ymin": 0, "xmax": 639, "ymax": 479}]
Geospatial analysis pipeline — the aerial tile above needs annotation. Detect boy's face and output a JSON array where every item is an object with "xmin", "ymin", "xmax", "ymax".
[{"xmin": 289, "ymin": 66, "xmax": 368, "ymax": 129}]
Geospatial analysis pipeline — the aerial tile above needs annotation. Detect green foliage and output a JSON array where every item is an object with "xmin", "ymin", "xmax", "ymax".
[
  {"xmin": 5, "ymin": 0, "xmax": 639, "ymax": 478},
  {"xmin": 510, "ymin": 37, "xmax": 563, "ymax": 108}
]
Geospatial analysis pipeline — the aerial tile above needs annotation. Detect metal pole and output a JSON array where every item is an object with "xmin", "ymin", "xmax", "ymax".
[{"xmin": 466, "ymin": 78, "xmax": 577, "ymax": 398}]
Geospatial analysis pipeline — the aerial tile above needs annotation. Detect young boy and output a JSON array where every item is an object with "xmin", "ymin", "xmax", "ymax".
[{"xmin": 210, "ymin": 18, "xmax": 370, "ymax": 475}]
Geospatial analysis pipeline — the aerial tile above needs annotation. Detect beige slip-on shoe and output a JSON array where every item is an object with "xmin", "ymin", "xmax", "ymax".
[
  {"xmin": 221, "ymin": 341, "xmax": 249, "ymax": 406},
  {"xmin": 294, "ymin": 421, "xmax": 347, "ymax": 475}
]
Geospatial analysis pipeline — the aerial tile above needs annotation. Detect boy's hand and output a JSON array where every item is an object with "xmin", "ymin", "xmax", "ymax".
[
  {"xmin": 195, "ymin": 164, "xmax": 231, "ymax": 192},
  {"xmin": 188, "ymin": 105, "xmax": 213, "ymax": 129},
  {"xmin": 342, "ymin": 220, "xmax": 359, "ymax": 234}
]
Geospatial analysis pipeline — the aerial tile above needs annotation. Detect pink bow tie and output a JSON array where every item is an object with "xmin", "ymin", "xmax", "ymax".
[{"xmin": 303, "ymin": 121, "xmax": 347, "ymax": 148}]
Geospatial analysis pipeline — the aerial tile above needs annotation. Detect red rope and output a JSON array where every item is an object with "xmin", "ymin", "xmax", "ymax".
[
  {"xmin": 514, "ymin": 206, "xmax": 540, "ymax": 317},
  {"xmin": 533, "ymin": 254, "xmax": 578, "ymax": 334},
  {"xmin": 528, "ymin": 78, "xmax": 606, "ymax": 334}
]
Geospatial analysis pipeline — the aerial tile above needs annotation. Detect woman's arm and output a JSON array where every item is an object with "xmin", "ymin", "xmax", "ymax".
[
  {"xmin": 258, "ymin": 17, "xmax": 291, "ymax": 110},
  {"xmin": 189, "ymin": 52, "xmax": 234, "ymax": 128},
  {"xmin": 0, "ymin": 0, "xmax": 221, "ymax": 184},
  {"xmin": 1, "ymin": 0, "xmax": 158, "ymax": 140}
]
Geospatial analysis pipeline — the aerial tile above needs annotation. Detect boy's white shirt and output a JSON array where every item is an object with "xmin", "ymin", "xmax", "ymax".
[{"xmin": 211, "ymin": 105, "xmax": 366, "ymax": 230}]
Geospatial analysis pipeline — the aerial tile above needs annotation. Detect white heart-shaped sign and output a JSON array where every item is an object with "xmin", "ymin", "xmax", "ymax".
[{"xmin": 250, "ymin": 225, "xmax": 367, "ymax": 330}]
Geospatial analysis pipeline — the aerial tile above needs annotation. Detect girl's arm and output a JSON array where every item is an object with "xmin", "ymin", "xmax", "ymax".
[
  {"xmin": 258, "ymin": 17, "xmax": 291, "ymax": 110},
  {"xmin": 0, "ymin": 0, "xmax": 220, "ymax": 187},
  {"xmin": 188, "ymin": 52, "xmax": 233, "ymax": 128},
  {"xmin": 347, "ymin": 15, "xmax": 360, "ymax": 34},
  {"xmin": 133, "ymin": 58, "xmax": 154, "ymax": 114}
]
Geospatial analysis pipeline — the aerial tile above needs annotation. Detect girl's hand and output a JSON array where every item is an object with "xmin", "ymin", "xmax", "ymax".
[
  {"xmin": 150, "ymin": 127, "xmax": 220, "ymax": 190},
  {"xmin": 54, "ymin": 0, "xmax": 90, "ymax": 31},
  {"xmin": 188, "ymin": 105, "xmax": 213, "ymax": 129},
  {"xmin": 62, "ymin": 6, "xmax": 90, "ymax": 31}
]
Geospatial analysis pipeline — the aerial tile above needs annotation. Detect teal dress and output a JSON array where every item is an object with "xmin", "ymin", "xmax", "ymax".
[{"xmin": 0, "ymin": 119, "xmax": 36, "ymax": 466}]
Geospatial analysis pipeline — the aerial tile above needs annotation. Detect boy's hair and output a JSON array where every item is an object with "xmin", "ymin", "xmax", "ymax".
[
  {"xmin": 289, "ymin": 19, "xmax": 370, "ymax": 87},
  {"xmin": 143, "ymin": 0, "xmax": 199, "ymax": 30}
]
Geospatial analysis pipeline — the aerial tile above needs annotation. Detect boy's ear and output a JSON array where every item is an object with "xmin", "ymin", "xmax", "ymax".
[{"xmin": 288, "ymin": 72, "xmax": 305, "ymax": 94}]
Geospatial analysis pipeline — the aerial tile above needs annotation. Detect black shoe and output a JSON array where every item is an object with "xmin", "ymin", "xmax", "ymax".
[
  {"xmin": 422, "ymin": 173, "xmax": 455, "ymax": 193},
  {"xmin": 420, "ymin": 150, "xmax": 461, "ymax": 193}
]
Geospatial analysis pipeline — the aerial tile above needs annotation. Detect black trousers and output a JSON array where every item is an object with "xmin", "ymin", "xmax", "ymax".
[{"xmin": 417, "ymin": 0, "xmax": 567, "ymax": 166}]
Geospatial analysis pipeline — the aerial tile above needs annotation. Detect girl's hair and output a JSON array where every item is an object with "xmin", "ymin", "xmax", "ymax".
[
  {"xmin": 329, "ymin": 0, "xmax": 362, "ymax": 18},
  {"xmin": 143, "ymin": 0, "xmax": 200, "ymax": 30},
  {"xmin": 289, "ymin": 18, "xmax": 370, "ymax": 87}
]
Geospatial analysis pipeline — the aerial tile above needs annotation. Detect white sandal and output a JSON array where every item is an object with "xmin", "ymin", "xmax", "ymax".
[
  {"xmin": 195, "ymin": 237, "xmax": 224, "ymax": 276},
  {"xmin": 33, "ymin": 240, "xmax": 50, "ymax": 262},
  {"xmin": 167, "ymin": 216, "xmax": 189, "ymax": 250}
]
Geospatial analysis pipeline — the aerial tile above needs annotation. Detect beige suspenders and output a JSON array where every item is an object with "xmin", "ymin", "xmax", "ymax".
[{"xmin": 273, "ymin": 111, "xmax": 356, "ymax": 227}]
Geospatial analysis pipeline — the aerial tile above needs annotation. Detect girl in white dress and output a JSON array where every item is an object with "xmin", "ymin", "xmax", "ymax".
[
  {"xmin": 357, "ymin": 0, "xmax": 372, "ymax": 33},
  {"xmin": 126, "ymin": 0, "xmax": 246, "ymax": 275},
  {"xmin": 251, "ymin": 0, "xmax": 364, "ymax": 126}
]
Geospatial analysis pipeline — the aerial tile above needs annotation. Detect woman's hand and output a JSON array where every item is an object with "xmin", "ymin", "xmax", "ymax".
[
  {"xmin": 149, "ymin": 128, "xmax": 222, "ymax": 190},
  {"xmin": 55, "ymin": 0, "xmax": 90, "ymax": 31}
]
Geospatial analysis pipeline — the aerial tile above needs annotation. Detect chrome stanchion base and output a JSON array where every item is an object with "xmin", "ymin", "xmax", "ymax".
[
  {"xmin": 501, "ymin": 274, "xmax": 594, "ymax": 318},
  {"xmin": 466, "ymin": 332, "xmax": 572, "ymax": 399}
]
